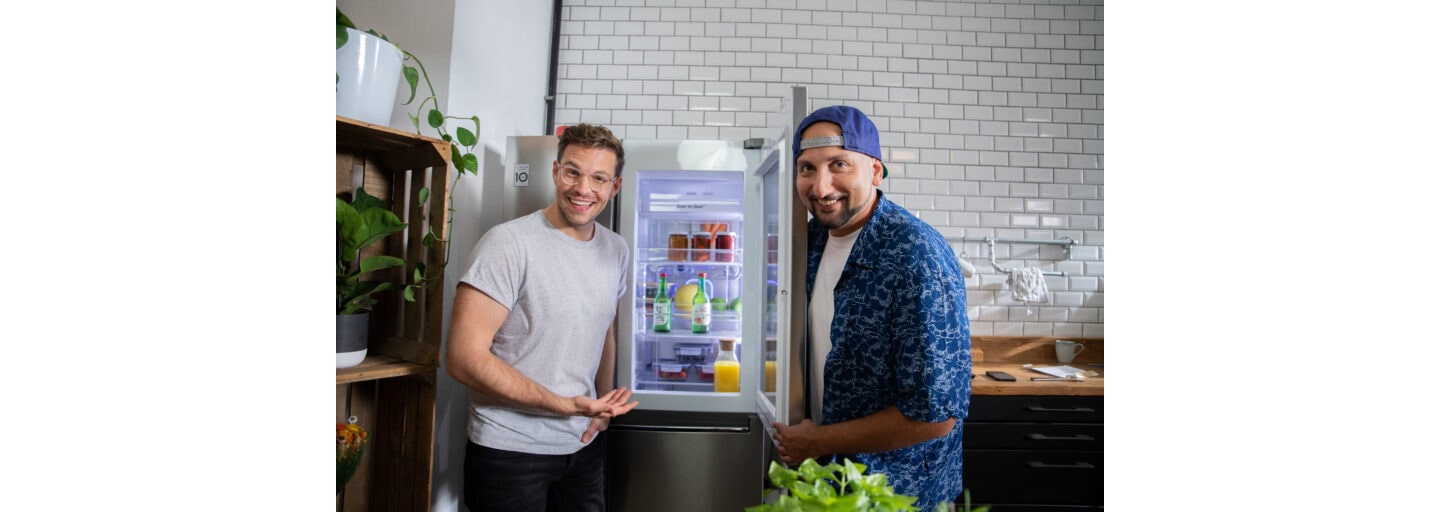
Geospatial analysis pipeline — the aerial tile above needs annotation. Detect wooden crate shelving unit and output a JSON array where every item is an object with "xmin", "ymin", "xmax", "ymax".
[{"xmin": 336, "ymin": 115, "xmax": 451, "ymax": 512}]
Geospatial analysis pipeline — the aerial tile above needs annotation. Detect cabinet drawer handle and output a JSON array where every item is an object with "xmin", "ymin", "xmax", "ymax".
[
  {"xmin": 1025, "ymin": 405, "xmax": 1095, "ymax": 413},
  {"xmin": 1027, "ymin": 433, "xmax": 1094, "ymax": 441},
  {"xmin": 1027, "ymin": 461, "xmax": 1095, "ymax": 469}
]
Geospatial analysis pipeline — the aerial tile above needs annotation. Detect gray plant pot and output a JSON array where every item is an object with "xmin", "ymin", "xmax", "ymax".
[{"xmin": 337, "ymin": 312, "xmax": 370, "ymax": 368}]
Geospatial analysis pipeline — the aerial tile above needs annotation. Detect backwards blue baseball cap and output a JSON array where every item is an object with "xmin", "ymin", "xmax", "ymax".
[{"xmin": 793, "ymin": 105, "xmax": 889, "ymax": 178}]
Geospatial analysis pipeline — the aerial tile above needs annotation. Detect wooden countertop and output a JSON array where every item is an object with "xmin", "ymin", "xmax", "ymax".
[
  {"xmin": 972, "ymin": 362, "xmax": 1104, "ymax": 396},
  {"xmin": 970, "ymin": 337, "xmax": 1104, "ymax": 396}
]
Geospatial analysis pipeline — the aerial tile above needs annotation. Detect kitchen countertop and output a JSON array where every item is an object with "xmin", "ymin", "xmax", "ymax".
[
  {"xmin": 969, "ymin": 337, "xmax": 1104, "ymax": 396},
  {"xmin": 972, "ymin": 362, "xmax": 1104, "ymax": 396}
]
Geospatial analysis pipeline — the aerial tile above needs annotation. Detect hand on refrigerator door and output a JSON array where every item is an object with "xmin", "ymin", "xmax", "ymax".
[
  {"xmin": 772, "ymin": 408, "xmax": 958, "ymax": 465},
  {"xmin": 771, "ymin": 419, "xmax": 825, "ymax": 465}
]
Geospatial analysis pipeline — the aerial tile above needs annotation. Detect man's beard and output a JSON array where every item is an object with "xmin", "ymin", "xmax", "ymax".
[{"xmin": 812, "ymin": 202, "xmax": 863, "ymax": 231}]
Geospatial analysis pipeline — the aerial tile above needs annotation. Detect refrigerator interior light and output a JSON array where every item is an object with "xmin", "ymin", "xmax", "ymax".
[{"xmin": 676, "ymin": 140, "xmax": 748, "ymax": 170}]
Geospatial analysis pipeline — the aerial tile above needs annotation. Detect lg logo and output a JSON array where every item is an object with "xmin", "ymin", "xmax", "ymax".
[{"xmin": 513, "ymin": 163, "xmax": 529, "ymax": 187}]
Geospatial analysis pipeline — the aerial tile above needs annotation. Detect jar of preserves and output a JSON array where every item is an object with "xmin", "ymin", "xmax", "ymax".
[
  {"xmin": 690, "ymin": 231, "xmax": 712, "ymax": 262},
  {"xmin": 714, "ymin": 232, "xmax": 737, "ymax": 262},
  {"xmin": 668, "ymin": 232, "xmax": 689, "ymax": 261}
]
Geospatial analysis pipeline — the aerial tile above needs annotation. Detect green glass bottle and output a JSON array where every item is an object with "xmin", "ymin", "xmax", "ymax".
[
  {"xmin": 692, "ymin": 272, "xmax": 711, "ymax": 334},
  {"xmin": 653, "ymin": 272, "xmax": 672, "ymax": 333}
]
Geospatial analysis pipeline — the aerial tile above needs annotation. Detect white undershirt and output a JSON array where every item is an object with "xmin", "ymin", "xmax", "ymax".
[{"xmin": 808, "ymin": 229, "xmax": 859, "ymax": 423}]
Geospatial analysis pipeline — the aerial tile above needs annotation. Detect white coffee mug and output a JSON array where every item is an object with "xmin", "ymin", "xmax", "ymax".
[{"xmin": 1055, "ymin": 340, "xmax": 1086, "ymax": 363}]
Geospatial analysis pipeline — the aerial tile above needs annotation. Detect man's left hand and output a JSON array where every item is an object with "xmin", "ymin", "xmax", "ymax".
[{"xmin": 772, "ymin": 419, "xmax": 824, "ymax": 464}]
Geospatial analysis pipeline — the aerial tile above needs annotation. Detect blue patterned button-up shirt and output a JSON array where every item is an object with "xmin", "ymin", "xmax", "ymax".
[{"xmin": 805, "ymin": 191, "xmax": 972, "ymax": 510}]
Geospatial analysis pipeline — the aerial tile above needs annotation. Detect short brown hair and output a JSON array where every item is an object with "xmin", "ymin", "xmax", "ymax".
[{"xmin": 556, "ymin": 123, "xmax": 625, "ymax": 177}]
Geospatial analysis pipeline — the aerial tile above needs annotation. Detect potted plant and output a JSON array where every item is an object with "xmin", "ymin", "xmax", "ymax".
[
  {"xmin": 336, "ymin": 187, "xmax": 427, "ymax": 368},
  {"xmin": 337, "ymin": 7, "xmax": 481, "ymax": 177},
  {"xmin": 746, "ymin": 458, "xmax": 988, "ymax": 512}
]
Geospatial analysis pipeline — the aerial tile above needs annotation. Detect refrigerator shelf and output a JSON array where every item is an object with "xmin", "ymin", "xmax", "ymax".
[
  {"xmin": 638, "ymin": 310, "xmax": 742, "ymax": 319},
  {"xmin": 643, "ymin": 359, "xmax": 735, "ymax": 389},
  {"xmin": 632, "ymin": 382, "xmax": 739, "ymax": 394},
  {"xmin": 638, "ymin": 260, "xmax": 744, "ymax": 274},
  {"xmin": 633, "ymin": 329, "xmax": 742, "ymax": 341},
  {"xmin": 637, "ymin": 250, "xmax": 744, "ymax": 264},
  {"xmin": 637, "ymin": 310, "xmax": 741, "ymax": 334}
]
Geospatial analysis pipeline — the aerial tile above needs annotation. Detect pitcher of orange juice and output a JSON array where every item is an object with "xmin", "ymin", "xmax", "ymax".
[{"xmin": 714, "ymin": 338, "xmax": 740, "ymax": 392}]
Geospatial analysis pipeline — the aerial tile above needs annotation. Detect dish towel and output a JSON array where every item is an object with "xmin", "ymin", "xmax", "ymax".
[{"xmin": 1007, "ymin": 267, "xmax": 1050, "ymax": 304}]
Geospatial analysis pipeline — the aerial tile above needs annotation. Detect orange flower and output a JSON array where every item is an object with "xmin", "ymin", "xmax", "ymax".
[{"xmin": 337, "ymin": 422, "xmax": 368, "ymax": 450}]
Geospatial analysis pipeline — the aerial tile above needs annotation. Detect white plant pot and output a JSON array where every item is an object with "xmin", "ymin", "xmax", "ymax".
[
  {"xmin": 337, "ymin": 348, "xmax": 367, "ymax": 369},
  {"xmin": 336, "ymin": 27, "xmax": 403, "ymax": 125}
]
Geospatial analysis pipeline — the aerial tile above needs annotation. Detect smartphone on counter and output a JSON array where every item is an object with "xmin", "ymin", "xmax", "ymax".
[{"xmin": 985, "ymin": 371, "xmax": 1016, "ymax": 382}]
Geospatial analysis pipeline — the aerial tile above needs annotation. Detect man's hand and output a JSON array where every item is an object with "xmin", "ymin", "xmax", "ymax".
[
  {"xmin": 581, "ymin": 416, "xmax": 609, "ymax": 444},
  {"xmin": 579, "ymin": 387, "xmax": 637, "ymax": 443},
  {"xmin": 570, "ymin": 387, "xmax": 639, "ymax": 418},
  {"xmin": 771, "ymin": 419, "xmax": 824, "ymax": 465},
  {"xmin": 771, "ymin": 408, "xmax": 956, "ymax": 464}
]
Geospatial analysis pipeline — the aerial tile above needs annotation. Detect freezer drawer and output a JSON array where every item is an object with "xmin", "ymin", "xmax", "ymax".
[{"xmin": 605, "ymin": 410, "xmax": 766, "ymax": 512}]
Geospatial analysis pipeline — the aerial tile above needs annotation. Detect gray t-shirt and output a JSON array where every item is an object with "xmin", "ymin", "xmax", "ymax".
[{"xmin": 459, "ymin": 209, "xmax": 629, "ymax": 455}]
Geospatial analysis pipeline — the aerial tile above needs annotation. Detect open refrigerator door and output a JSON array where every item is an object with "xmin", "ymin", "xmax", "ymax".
[{"xmin": 753, "ymin": 86, "xmax": 810, "ymax": 458}]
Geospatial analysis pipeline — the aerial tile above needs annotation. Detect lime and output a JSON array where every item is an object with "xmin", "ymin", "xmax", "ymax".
[{"xmin": 728, "ymin": 298, "xmax": 742, "ymax": 312}]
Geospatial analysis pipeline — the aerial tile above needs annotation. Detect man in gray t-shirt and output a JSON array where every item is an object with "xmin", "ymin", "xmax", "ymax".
[{"xmin": 447, "ymin": 123, "xmax": 639, "ymax": 512}]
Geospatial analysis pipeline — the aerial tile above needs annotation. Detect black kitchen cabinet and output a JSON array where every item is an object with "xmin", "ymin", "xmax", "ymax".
[{"xmin": 960, "ymin": 395, "xmax": 1104, "ymax": 511}]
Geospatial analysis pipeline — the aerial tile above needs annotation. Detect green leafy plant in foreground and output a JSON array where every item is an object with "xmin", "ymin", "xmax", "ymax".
[{"xmin": 747, "ymin": 458, "xmax": 989, "ymax": 512}]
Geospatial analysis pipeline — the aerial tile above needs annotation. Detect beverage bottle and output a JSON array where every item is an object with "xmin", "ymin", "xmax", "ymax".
[
  {"xmin": 691, "ymin": 272, "xmax": 711, "ymax": 333},
  {"xmin": 653, "ymin": 272, "xmax": 671, "ymax": 333},
  {"xmin": 764, "ymin": 337, "xmax": 777, "ymax": 393},
  {"xmin": 714, "ymin": 338, "xmax": 740, "ymax": 392}
]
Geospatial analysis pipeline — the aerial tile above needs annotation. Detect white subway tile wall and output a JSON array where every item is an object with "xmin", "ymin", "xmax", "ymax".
[{"xmin": 556, "ymin": 0, "xmax": 1103, "ymax": 337}]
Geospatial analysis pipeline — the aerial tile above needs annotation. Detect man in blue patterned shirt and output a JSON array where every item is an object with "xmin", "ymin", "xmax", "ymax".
[{"xmin": 771, "ymin": 105, "xmax": 972, "ymax": 511}]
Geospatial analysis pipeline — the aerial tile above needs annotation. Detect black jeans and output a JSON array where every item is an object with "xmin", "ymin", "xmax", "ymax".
[{"xmin": 463, "ymin": 433, "xmax": 607, "ymax": 512}]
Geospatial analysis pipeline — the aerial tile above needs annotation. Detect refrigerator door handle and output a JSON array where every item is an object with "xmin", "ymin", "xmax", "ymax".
[{"xmin": 608, "ymin": 424, "xmax": 750, "ymax": 433}]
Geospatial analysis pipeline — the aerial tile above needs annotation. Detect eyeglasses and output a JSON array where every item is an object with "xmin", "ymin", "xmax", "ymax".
[{"xmin": 559, "ymin": 166, "xmax": 618, "ymax": 189}]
